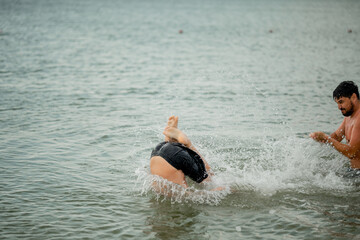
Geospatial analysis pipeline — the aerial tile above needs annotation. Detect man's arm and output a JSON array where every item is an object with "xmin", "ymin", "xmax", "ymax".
[
  {"xmin": 310, "ymin": 120, "xmax": 345, "ymax": 143},
  {"xmin": 329, "ymin": 120, "xmax": 345, "ymax": 142},
  {"xmin": 327, "ymin": 121, "xmax": 360, "ymax": 159},
  {"xmin": 310, "ymin": 120, "xmax": 360, "ymax": 159}
]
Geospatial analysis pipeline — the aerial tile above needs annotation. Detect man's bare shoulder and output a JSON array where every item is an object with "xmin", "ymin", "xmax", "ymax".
[
  {"xmin": 347, "ymin": 111, "xmax": 360, "ymax": 132},
  {"xmin": 354, "ymin": 110, "xmax": 360, "ymax": 123},
  {"xmin": 348, "ymin": 113, "xmax": 360, "ymax": 143}
]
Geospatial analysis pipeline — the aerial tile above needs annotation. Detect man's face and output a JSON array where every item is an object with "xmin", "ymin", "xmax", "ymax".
[{"xmin": 335, "ymin": 96, "xmax": 354, "ymax": 117}]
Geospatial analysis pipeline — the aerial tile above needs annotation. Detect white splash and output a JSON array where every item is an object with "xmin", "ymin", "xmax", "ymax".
[
  {"xmin": 136, "ymin": 136, "xmax": 353, "ymax": 204},
  {"xmin": 211, "ymin": 136, "xmax": 352, "ymax": 196},
  {"xmin": 135, "ymin": 167, "xmax": 230, "ymax": 205}
]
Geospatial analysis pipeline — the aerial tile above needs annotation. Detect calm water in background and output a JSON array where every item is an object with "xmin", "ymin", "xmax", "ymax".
[{"xmin": 1, "ymin": 0, "xmax": 360, "ymax": 239}]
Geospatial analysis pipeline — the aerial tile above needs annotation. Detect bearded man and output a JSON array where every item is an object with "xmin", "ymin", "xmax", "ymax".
[{"xmin": 310, "ymin": 81, "xmax": 360, "ymax": 173}]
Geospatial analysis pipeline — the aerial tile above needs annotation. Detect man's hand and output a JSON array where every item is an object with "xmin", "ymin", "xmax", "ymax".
[{"xmin": 309, "ymin": 131, "xmax": 330, "ymax": 143}]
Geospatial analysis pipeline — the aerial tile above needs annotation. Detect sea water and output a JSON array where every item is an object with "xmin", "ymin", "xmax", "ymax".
[{"xmin": 1, "ymin": 0, "xmax": 360, "ymax": 239}]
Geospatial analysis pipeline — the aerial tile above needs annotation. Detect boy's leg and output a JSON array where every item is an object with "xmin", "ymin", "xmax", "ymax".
[
  {"xmin": 163, "ymin": 126, "xmax": 213, "ymax": 177},
  {"xmin": 163, "ymin": 126, "xmax": 191, "ymax": 147}
]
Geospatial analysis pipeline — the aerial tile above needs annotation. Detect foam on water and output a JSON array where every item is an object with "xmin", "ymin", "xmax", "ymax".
[
  {"xmin": 136, "ymin": 169, "xmax": 231, "ymax": 205},
  {"xmin": 214, "ymin": 136, "xmax": 352, "ymax": 195},
  {"xmin": 136, "ymin": 135, "xmax": 354, "ymax": 205}
]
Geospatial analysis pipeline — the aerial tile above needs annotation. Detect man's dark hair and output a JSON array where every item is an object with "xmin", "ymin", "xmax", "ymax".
[{"xmin": 333, "ymin": 81, "xmax": 359, "ymax": 100}]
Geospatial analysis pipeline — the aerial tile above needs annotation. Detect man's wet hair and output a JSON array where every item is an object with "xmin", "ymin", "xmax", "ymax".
[{"xmin": 333, "ymin": 81, "xmax": 359, "ymax": 100}]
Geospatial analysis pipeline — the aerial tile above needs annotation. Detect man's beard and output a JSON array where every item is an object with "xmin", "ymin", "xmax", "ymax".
[{"xmin": 342, "ymin": 102, "xmax": 354, "ymax": 117}]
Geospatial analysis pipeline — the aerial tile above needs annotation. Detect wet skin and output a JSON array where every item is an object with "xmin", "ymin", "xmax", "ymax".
[
  {"xmin": 310, "ymin": 93, "xmax": 360, "ymax": 169},
  {"xmin": 150, "ymin": 116, "xmax": 212, "ymax": 188}
]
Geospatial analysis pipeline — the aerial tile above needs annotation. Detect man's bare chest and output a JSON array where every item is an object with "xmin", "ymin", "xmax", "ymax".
[{"xmin": 345, "ymin": 119, "xmax": 355, "ymax": 143}]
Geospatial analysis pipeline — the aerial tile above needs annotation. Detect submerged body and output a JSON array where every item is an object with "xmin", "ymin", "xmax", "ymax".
[
  {"xmin": 151, "ymin": 142, "xmax": 208, "ymax": 184},
  {"xmin": 150, "ymin": 116, "xmax": 212, "ymax": 188}
]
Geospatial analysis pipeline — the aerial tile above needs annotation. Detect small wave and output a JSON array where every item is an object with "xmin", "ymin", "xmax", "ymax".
[{"xmin": 0, "ymin": 107, "xmax": 24, "ymax": 112}]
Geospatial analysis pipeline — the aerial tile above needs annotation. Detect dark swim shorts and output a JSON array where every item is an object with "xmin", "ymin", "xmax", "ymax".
[{"xmin": 151, "ymin": 141, "xmax": 208, "ymax": 183}]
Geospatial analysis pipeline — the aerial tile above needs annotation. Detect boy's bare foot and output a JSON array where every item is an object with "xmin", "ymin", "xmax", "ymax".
[
  {"xmin": 163, "ymin": 126, "xmax": 191, "ymax": 147},
  {"xmin": 165, "ymin": 116, "xmax": 179, "ymax": 142},
  {"xmin": 167, "ymin": 116, "xmax": 178, "ymax": 128}
]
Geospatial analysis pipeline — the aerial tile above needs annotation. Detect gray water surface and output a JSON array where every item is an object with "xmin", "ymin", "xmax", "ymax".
[{"xmin": 1, "ymin": 0, "xmax": 360, "ymax": 239}]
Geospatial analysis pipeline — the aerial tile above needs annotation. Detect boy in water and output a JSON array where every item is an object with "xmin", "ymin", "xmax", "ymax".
[{"xmin": 150, "ymin": 116, "xmax": 215, "ymax": 188}]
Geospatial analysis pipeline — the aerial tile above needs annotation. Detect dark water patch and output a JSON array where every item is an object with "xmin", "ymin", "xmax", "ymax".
[{"xmin": 0, "ymin": 107, "xmax": 24, "ymax": 112}]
